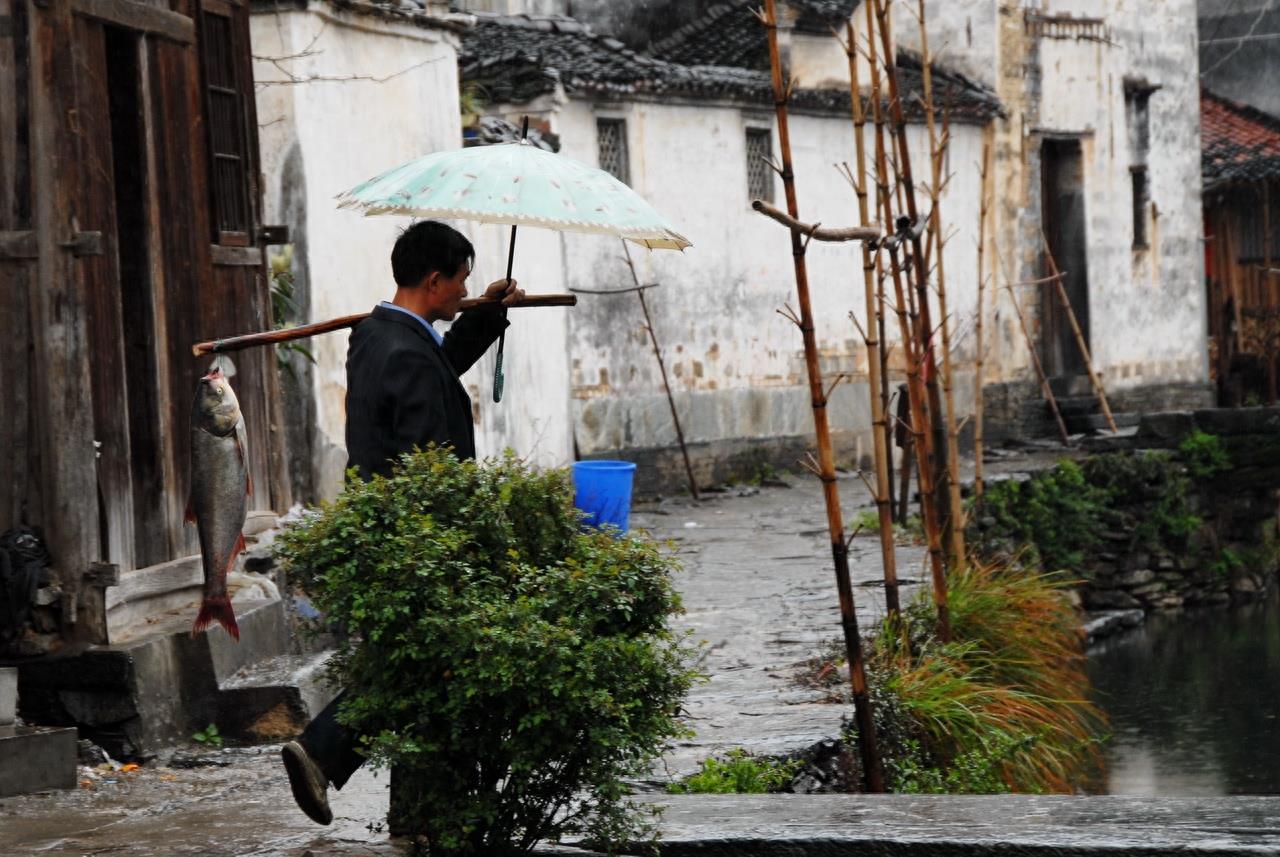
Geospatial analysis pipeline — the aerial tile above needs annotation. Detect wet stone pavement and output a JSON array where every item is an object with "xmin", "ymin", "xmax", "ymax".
[
  {"xmin": 6, "ymin": 460, "xmax": 1278, "ymax": 855},
  {"xmin": 0, "ymin": 473, "xmax": 929, "ymax": 855}
]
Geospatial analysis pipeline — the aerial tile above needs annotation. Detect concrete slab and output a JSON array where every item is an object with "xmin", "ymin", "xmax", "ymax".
[
  {"xmin": 615, "ymin": 794, "xmax": 1280, "ymax": 856},
  {"xmin": 0, "ymin": 726, "xmax": 76, "ymax": 797}
]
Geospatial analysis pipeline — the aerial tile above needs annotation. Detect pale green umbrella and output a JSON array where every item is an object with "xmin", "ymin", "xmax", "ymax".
[{"xmin": 335, "ymin": 134, "xmax": 690, "ymax": 401}]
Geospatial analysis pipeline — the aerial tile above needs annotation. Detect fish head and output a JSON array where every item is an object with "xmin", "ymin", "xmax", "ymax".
[{"xmin": 193, "ymin": 367, "xmax": 243, "ymax": 436}]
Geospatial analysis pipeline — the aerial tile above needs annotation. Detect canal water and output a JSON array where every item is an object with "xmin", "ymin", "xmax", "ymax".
[{"xmin": 1087, "ymin": 592, "xmax": 1280, "ymax": 795}]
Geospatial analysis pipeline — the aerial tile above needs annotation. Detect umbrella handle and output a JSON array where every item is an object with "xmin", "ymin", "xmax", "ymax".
[{"xmin": 493, "ymin": 117, "xmax": 528, "ymax": 405}]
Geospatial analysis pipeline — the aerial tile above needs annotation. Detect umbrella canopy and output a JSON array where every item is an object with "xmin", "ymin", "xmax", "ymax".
[{"xmin": 334, "ymin": 141, "xmax": 691, "ymax": 251}]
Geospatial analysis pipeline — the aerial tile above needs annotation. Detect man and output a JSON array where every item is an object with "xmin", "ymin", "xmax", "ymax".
[{"xmin": 280, "ymin": 220, "xmax": 524, "ymax": 825}]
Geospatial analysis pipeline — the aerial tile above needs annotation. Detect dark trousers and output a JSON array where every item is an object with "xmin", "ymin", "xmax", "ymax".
[{"xmin": 298, "ymin": 690, "xmax": 364, "ymax": 789}]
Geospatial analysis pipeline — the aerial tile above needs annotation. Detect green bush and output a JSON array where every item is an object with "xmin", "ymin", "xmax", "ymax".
[
  {"xmin": 1178, "ymin": 430, "xmax": 1231, "ymax": 480},
  {"xmin": 275, "ymin": 448, "xmax": 699, "ymax": 855},
  {"xmin": 666, "ymin": 749, "xmax": 798, "ymax": 794},
  {"xmin": 976, "ymin": 461, "xmax": 1111, "ymax": 571}
]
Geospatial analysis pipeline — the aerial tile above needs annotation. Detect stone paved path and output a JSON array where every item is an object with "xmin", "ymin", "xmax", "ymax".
[{"xmin": 630, "ymin": 474, "xmax": 928, "ymax": 779}]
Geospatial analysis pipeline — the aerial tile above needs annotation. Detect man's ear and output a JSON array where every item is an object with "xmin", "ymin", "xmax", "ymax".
[{"xmin": 419, "ymin": 270, "xmax": 441, "ymax": 292}]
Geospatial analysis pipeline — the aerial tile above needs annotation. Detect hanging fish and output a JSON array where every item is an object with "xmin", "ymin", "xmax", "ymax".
[{"xmin": 186, "ymin": 358, "xmax": 251, "ymax": 641}]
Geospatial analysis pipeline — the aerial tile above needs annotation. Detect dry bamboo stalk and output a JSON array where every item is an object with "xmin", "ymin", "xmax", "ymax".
[
  {"xmin": 757, "ymin": 0, "xmax": 884, "ymax": 792},
  {"xmin": 872, "ymin": 0, "xmax": 950, "ymax": 641},
  {"xmin": 996, "ymin": 244, "xmax": 1071, "ymax": 445},
  {"xmin": 915, "ymin": 0, "xmax": 966, "ymax": 566},
  {"xmin": 752, "ymin": 201, "xmax": 881, "ymax": 242},
  {"xmin": 1039, "ymin": 231, "xmax": 1118, "ymax": 432},
  {"xmin": 973, "ymin": 140, "xmax": 992, "ymax": 500},
  {"xmin": 844, "ymin": 20, "xmax": 900, "ymax": 619}
]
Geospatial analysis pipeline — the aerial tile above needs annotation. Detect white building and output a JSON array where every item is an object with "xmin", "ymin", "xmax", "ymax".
[{"xmin": 253, "ymin": 0, "xmax": 1211, "ymax": 497}]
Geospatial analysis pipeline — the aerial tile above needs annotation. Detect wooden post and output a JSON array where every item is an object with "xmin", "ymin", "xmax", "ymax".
[
  {"xmin": 915, "ymin": 0, "xmax": 966, "ymax": 565},
  {"xmin": 872, "ymin": 0, "xmax": 950, "ymax": 640},
  {"xmin": 757, "ymin": 0, "xmax": 883, "ymax": 792},
  {"xmin": 974, "ymin": 141, "xmax": 992, "ymax": 500},
  {"xmin": 1265, "ymin": 181, "xmax": 1276, "ymax": 405},
  {"xmin": 997, "ymin": 245, "xmax": 1071, "ymax": 445},
  {"xmin": 620, "ymin": 242, "xmax": 700, "ymax": 501},
  {"xmin": 844, "ymin": 21, "xmax": 899, "ymax": 618},
  {"xmin": 1040, "ymin": 231, "xmax": 1118, "ymax": 432}
]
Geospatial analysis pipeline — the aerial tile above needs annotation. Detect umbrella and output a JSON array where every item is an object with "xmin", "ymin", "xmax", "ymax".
[{"xmin": 334, "ymin": 120, "xmax": 690, "ymax": 402}]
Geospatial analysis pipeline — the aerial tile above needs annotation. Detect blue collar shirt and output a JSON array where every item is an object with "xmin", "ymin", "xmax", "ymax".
[{"xmin": 379, "ymin": 301, "xmax": 444, "ymax": 347}]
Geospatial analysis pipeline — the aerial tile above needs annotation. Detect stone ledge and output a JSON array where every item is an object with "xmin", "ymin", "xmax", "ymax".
[{"xmin": 588, "ymin": 795, "xmax": 1280, "ymax": 855}]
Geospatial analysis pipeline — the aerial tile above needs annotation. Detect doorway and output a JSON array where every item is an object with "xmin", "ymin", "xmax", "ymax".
[{"xmin": 1040, "ymin": 138, "xmax": 1090, "ymax": 377}]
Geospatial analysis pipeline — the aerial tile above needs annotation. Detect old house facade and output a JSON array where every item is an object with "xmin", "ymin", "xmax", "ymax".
[
  {"xmin": 251, "ymin": 0, "xmax": 1212, "ymax": 497},
  {"xmin": 1, "ymin": 0, "xmax": 287, "ymax": 647}
]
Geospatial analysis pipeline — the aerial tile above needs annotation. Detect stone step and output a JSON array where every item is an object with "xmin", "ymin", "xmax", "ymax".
[
  {"xmin": 0, "ymin": 668, "xmax": 15, "ymax": 725},
  {"xmin": 0, "ymin": 725, "xmax": 77, "ymax": 797},
  {"xmin": 215, "ymin": 650, "xmax": 340, "ymax": 742}
]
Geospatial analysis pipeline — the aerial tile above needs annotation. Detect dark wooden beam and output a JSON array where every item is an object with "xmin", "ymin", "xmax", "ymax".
[
  {"xmin": 210, "ymin": 244, "xmax": 264, "ymax": 266},
  {"xmin": 71, "ymin": 0, "xmax": 193, "ymax": 43}
]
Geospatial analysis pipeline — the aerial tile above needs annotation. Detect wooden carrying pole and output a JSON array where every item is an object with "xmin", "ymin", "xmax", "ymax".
[
  {"xmin": 873, "ymin": 0, "xmax": 951, "ymax": 641},
  {"xmin": 914, "ymin": 0, "xmax": 966, "ymax": 566},
  {"xmin": 756, "ymin": 0, "xmax": 884, "ymax": 792},
  {"xmin": 996, "ymin": 245, "xmax": 1071, "ymax": 445},
  {"xmin": 974, "ymin": 140, "xmax": 992, "ymax": 500},
  {"xmin": 843, "ymin": 21, "xmax": 900, "ymax": 619},
  {"xmin": 191, "ymin": 294, "xmax": 577, "ymax": 356},
  {"xmin": 1040, "ymin": 231, "xmax": 1117, "ymax": 433}
]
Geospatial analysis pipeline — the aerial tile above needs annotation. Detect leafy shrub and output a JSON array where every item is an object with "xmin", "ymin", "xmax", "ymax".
[
  {"xmin": 275, "ymin": 448, "xmax": 699, "ymax": 855},
  {"xmin": 1179, "ymin": 430, "xmax": 1231, "ymax": 480},
  {"xmin": 975, "ymin": 461, "xmax": 1112, "ymax": 571},
  {"xmin": 666, "ymin": 749, "xmax": 798, "ymax": 794}
]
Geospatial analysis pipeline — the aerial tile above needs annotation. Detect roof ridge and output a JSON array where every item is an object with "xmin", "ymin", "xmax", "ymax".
[{"xmin": 650, "ymin": 0, "xmax": 753, "ymax": 60}]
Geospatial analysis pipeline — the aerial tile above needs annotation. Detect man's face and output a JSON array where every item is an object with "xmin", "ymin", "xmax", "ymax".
[{"xmin": 429, "ymin": 263, "xmax": 470, "ymax": 321}]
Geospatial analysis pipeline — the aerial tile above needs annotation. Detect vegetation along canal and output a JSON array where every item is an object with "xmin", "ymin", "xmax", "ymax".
[{"xmin": 1088, "ymin": 591, "xmax": 1280, "ymax": 795}]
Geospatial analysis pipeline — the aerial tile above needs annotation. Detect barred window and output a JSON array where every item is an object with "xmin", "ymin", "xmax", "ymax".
[
  {"xmin": 746, "ymin": 127, "xmax": 774, "ymax": 203},
  {"xmin": 596, "ymin": 119, "xmax": 629, "ymax": 184},
  {"xmin": 202, "ymin": 6, "xmax": 250, "ymax": 244}
]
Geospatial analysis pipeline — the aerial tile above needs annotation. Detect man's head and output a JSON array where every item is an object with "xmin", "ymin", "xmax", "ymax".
[{"xmin": 391, "ymin": 221, "xmax": 475, "ymax": 321}]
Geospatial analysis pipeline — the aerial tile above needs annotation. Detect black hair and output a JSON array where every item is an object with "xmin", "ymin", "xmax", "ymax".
[{"xmin": 391, "ymin": 221, "xmax": 475, "ymax": 287}]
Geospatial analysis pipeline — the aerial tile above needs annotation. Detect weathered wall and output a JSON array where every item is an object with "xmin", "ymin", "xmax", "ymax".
[
  {"xmin": 984, "ymin": 0, "xmax": 1210, "ymax": 431},
  {"xmin": 253, "ymin": 4, "xmax": 574, "ymax": 500},
  {"xmin": 497, "ymin": 95, "xmax": 987, "ymax": 483}
]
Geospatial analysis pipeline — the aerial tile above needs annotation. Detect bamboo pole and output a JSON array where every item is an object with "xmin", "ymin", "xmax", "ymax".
[
  {"xmin": 755, "ymin": 0, "xmax": 883, "ymax": 792},
  {"xmin": 841, "ymin": 22, "xmax": 900, "ymax": 619},
  {"xmin": 1265, "ymin": 181, "xmax": 1276, "ymax": 405},
  {"xmin": 915, "ymin": 0, "xmax": 966, "ymax": 566},
  {"xmin": 191, "ymin": 294, "xmax": 578, "ymax": 356},
  {"xmin": 1039, "ymin": 231, "xmax": 1118, "ymax": 432},
  {"xmin": 872, "ymin": 0, "xmax": 950, "ymax": 640},
  {"xmin": 996, "ymin": 244, "xmax": 1071, "ymax": 445},
  {"xmin": 880, "ymin": 261, "xmax": 896, "ymax": 521},
  {"xmin": 620, "ymin": 242, "xmax": 700, "ymax": 501},
  {"xmin": 974, "ymin": 140, "xmax": 992, "ymax": 500}
]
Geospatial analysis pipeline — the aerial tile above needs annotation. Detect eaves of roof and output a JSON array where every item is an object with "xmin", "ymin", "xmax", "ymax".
[
  {"xmin": 1202, "ymin": 88, "xmax": 1280, "ymax": 189},
  {"xmin": 251, "ymin": 0, "xmax": 472, "ymax": 34},
  {"xmin": 460, "ymin": 11, "xmax": 1002, "ymax": 124}
]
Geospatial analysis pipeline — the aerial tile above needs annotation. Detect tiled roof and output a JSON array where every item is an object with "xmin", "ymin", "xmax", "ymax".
[
  {"xmin": 459, "ymin": 10, "xmax": 1001, "ymax": 123},
  {"xmin": 653, "ymin": 0, "xmax": 857, "ymax": 67},
  {"xmin": 1202, "ymin": 89, "xmax": 1280, "ymax": 188}
]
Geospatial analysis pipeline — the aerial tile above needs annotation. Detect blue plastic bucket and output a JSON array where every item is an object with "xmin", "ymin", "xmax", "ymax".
[{"xmin": 572, "ymin": 460, "xmax": 638, "ymax": 531}]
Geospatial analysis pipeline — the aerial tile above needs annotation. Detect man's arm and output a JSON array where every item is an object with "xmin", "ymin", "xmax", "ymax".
[{"xmin": 441, "ymin": 278, "xmax": 523, "ymax": 375}]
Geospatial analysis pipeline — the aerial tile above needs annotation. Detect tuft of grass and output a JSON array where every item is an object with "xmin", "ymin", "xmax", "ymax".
[{"xmin": 666, "ymin": 749, "xmax": 798, "ymax": 794}]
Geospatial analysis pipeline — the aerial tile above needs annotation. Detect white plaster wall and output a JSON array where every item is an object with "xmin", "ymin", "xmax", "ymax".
[
  {"xmin": 1030, "ymin": 0, "xmax": 1206, "ymax": 391},
  {"xmin": 545, "ymin": 96, "xmax": 986, "ymax": 457},
  {"xmin": 892, "ymin": 0, "xmax": 999, "ymax": 88},
  {"xmin": 253, "ymin": 4, "xmax": 573, "ymax": 499}
]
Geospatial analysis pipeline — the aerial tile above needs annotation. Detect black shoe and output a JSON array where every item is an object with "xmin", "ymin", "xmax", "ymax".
[{"xmin": 282, "ymin": 741, "xmax": 333, "ymax": 825}]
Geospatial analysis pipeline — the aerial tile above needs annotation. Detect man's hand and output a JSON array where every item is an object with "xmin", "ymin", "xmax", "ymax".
[{"xmin": 484, "ymin": 278, "xmax": 526, "ymax": 307}]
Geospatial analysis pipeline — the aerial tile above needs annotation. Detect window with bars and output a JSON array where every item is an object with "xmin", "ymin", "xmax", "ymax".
[
  {"xmin": 596, "ymin": 118, "xmax": 629, "ymax": 184},
  {"xmin": 1125, "ymin": 87, "xmax": 1152, "ymax": 250},
  {"xmin": 202, "ymin": 7, "xmax": 250, "ymax": 244},
  {"xmin": 745, "ymin": 127, "xmax": 774, "ymax": 204}
]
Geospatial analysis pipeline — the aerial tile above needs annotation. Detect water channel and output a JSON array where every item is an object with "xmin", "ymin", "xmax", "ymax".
[{"xmin": 1087, "ymin": 591, "xmax": 1280, "ymax": 795}]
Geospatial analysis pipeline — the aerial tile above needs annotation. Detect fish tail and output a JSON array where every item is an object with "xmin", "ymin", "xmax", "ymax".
[{"xmin": 192, "ymin": 596, "xmax": 240, "ymax": 641}]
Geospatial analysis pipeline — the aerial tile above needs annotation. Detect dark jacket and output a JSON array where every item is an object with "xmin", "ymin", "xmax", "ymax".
[{"xmin": 345, "ymin": 304, "xmax": 508, "ymax": 479}]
